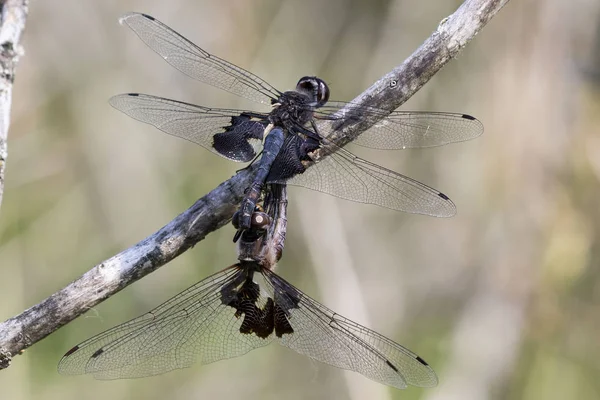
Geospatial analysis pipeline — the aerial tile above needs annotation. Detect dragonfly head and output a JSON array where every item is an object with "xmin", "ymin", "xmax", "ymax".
[{"xmin": 296, "ymin": 76, "xmax": 330, "ymax": 108}]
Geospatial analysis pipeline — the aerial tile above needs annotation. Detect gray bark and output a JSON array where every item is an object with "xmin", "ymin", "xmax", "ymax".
[{"xmin": 0, "ymin": 0, "xmax": 28, "ymax": 212}]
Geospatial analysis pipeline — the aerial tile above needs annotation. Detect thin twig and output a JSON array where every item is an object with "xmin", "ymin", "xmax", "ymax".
[
  {"xmin": 0, "ymin": 0, "xmax": 509, "ymax": 365},
  {"xmin": 0, "ymin": 0, "xmax": 28, "ymax": 212}
]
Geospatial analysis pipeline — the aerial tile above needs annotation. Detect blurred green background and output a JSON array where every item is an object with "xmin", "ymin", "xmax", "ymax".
[{"xmin": 1, "ymin": 0, "xmax": 599, "ymax": 399}]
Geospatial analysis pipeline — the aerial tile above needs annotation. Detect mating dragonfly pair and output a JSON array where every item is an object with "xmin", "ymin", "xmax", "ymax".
[
  {"xmin": 58, "ymin": 12, "xmax": 483, "ymax": 389},
  {"xmin": 59, "ymin": 184, "xmax": 437, "ymax": 388}
]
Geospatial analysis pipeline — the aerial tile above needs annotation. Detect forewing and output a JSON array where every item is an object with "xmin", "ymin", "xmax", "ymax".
[
  {"xmin": 269, "ymin": 138, "xmax": 457, "ymax": 217},
  {"xmin": 58, "ymin": 266, "xmax": 274, "ymax": 380},
  {"xmin": 109, "ymin": 93, "xmax": 266, "ymax": 162},
  {"xmin": 315, "ymin": 102, "xmax": 483, "ymax": 149},
  {"xmin": 119, "ymin": 13, "xmax": 281, "ymax": 105},
  {"xmin": 261, "ymin": 268, "xmax": 438, "ymax": 389}
]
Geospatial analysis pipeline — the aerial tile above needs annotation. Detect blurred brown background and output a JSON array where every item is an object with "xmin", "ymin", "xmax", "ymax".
[{"xmin": 1, "ymin": 0, "xmax": 599, "ymax": 399}]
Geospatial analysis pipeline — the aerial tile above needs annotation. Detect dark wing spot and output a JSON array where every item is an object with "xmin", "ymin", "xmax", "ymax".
[
  {"xmin": 461, "ymin": 114, "xmax": 476, "ymax": 121},
  {"xmin": 386, "ymin": 360, "xmax": 399, "ymax": 372},
  {"xmin": 63, "ymin": 345, "xmax": 79, "ymax": 357},
  {"xmin": 225, "ymin": 275, "xmax": 277, "ymax": 339},
  {"xmin": 141, "ymin": 13, "xmax": 155, "ymax": 21},
  {"xmin": 91, "ymin": 348, "xmax": 104, "ymax": 359},
  {"xmin": 416, "ymin": 356, "xmax": 429, "ymax": 366},
  {"xmin": 213, "ymin": 115, "xmax": 265, "ymax": 162},
  {"xmin": 274, "ymin": 303, "xmax": 294, "ymax": 338},
  {"xmin": 127, "ymin": 93, "xmax": 140, "ymax": 97},
  {"xmin": 438, "ymin": 192, "xmax": 450, "ymax": 201},
  {"xmin": 238, "ymin": 298, "xmax": 275, "ymax": 339}
]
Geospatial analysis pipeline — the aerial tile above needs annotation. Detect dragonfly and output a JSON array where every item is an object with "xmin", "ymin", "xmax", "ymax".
[
  {"xmin": 58, "ymin": 184, "xmax": 438, "ymax": 389},
  {"xmin": 110, "ymin": 12, "xmax": 483, "ymax": 233}
]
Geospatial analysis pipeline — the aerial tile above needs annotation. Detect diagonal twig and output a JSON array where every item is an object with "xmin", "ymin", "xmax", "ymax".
[{"xmin": 0, "ymin": 0, "xmax": 509, "ymax": 367}]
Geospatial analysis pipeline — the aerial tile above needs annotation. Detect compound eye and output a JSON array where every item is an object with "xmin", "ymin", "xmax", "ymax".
[
  {"xmin": 317, "ymin": 80, "xmax": 330, "ymax": 106},
  {"xmin": 296, "ymin": 76, "xmax": 330, "ymax": 107},
  {"xmin": 296, "ymin": 76, "xmax": 315, "ymax": 92}
]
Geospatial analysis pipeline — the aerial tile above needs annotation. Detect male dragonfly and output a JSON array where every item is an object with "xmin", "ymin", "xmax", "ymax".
[
  {"xmin": 110, "ymin": 13, "xmax": 483, "ymax": 232},
  {"xmin": 58, "ymin": 184, "xmax": 438, "ymax": 389}
]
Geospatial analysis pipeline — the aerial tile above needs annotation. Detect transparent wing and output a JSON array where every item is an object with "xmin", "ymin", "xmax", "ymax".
[
  {"xmin": 270, "ymin": 136, "xmax": 456, "ymax": 217},
  {"xmin": 315, "ymin": 102, "xmax": 483, "ymax": 149},
  {"xmin": 261, "ymin": 268, "xmax": 438, "ymax": 389},
  {"xmin": 110, "ymin": 93, "xmax": 267, "ymax": 162},
  {"xmin": 120, "ymin": 13, "xmax": 281, "ymax": 105},
  {"xmin": 58, "ymin": 266, "xmax": 273, "ymax": 380}
]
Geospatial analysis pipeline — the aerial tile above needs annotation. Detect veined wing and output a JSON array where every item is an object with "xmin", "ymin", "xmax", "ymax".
[
  {"xmin": 110, "ymin": 93, "xmax": 267, "ymax": 162},
  {"xmin": 57, "ymin": 266, "xmax": 273, "ymax": 380},
  {"xmin": 260, "ymin": 268, "xmax": 438, "ymax": 389},
  {"xmin": 314, "ymin": 101, "xmax": 483, "ymax": 149},
  {"xmin": 119, "ymin": 13, "xmax": 281, "ymax": 105},
  {"xmin": 268, "ymin": 135, "xmax": 456, "ymax": 217}
]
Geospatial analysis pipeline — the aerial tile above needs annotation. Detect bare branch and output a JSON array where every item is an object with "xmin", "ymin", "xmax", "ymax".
[
  {"xmin": 0, "ymin": 0, "xmax": 509, "ymax": 365},
  {"xmin": 0, "ymin": 167, "xmax": 255, "ymax": 358},
  {"xmin": 0, "ymin": 0, "xmax": 28, "ymax": 210}
]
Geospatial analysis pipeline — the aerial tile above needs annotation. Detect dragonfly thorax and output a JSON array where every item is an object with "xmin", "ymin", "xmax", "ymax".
[
  {"xmin": 269, "ymin": 76, "xmax": 330, "ymax": 130},
  {"xmin": 269, "ymin": 89, "xmax": 318, "ymax": 130}
]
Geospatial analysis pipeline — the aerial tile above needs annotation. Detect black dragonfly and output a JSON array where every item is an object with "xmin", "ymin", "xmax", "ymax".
[
  {"xmin": 58, "ymin": 184, "xmax": 438, "ymax": 389},
  {"xmin": 110, "ymin": 13, "xmax": 483, "ymax": 233}
]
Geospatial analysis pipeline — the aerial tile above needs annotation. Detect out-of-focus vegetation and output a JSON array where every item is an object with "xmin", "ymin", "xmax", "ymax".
[{"xmin": 1, "ymin": 0, "xmax": 599, "ymax": 399}]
